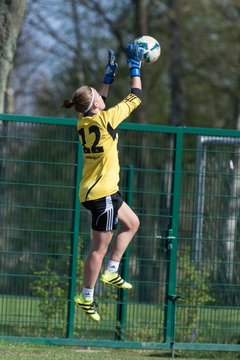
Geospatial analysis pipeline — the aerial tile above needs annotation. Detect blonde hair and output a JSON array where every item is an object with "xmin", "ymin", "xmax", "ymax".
[{"xmin": 61, "ymin": 86, "xmax": 94, "ymax": 114}]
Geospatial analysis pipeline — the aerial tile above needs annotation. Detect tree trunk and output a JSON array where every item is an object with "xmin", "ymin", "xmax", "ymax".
[
  {"xmin": 222, "ymin": 53, "xmax": 240, "ymax": 303},
  {"xmin": 0, "ymin": 0, "xmax": 27, "ymax": 112},
  {"xmin": 169, "ymin": 0, "xmax": 183, "ymax": 126},
  {"xmin": 161, "ymin": 0, "xmax": 183, "ymax": 230},
  {"xmin": 159, "ymin": 0, "xmax": 183, "ymax": 240},
  {"xmin": 0, "ymin": 0, "xmax": 26, "ymax": 288},
  {"xmin": 133, "ymin": 0, "xmax": 147, "ymax": 124}
]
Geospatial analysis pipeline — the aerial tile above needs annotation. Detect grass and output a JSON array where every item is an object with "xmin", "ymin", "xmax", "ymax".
[
  {"xmin": 0, "ymin": 295, "xmax": 239, "ymax": 359},
  {"xmin": 0, "ymin": 341, "xmax": 239, "ymax": 360},
  {"xmin": 1, "ymin": 295, "xmax": 239, "ymax": 344}
]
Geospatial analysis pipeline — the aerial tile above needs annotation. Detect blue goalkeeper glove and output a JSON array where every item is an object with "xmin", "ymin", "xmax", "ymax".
[
  {"xmin": 103, "ymin": 49, "xmax": 118, "ymax": 84},
  {"xmin": 126, "ymin": 43, "xmax": 144, "ymax": 77}
]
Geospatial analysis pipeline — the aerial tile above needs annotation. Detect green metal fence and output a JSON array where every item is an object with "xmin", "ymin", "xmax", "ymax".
[{"xmin": 0, "ymin": 113, "xmax": 240, "ymax": 352}]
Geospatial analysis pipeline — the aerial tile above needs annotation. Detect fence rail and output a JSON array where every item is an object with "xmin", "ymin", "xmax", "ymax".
[{"xmin": 0, "ymin": 113, "xmax": 240, "ymax": 352}]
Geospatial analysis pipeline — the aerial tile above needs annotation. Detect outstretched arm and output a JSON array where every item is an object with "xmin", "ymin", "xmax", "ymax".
[
  {"xmin": 126, "ymin": 43, "xmax": 144, "ymax": 96},
  {"xmin": 131, "ymin": 75, "xmax": 142, "ymax": 91},
  {"xmin": 98, "ymin": 83, "xmax": 109, "ymax": 99},
  {"xmin": 99, "ymin": 49, "xmax": 117, "ymax": 99}
]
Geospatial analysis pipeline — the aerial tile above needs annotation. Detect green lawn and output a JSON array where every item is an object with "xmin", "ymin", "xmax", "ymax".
[
  {"xmin": 0, "ymin": 296, "xmax": 239, "ymax": 350},
  {"xmin": 0, "ymin": 341, "xmax": 239, "ymax": 360}
]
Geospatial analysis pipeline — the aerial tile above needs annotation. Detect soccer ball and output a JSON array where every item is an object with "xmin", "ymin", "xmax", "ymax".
[{"xmin": 134, "ymin": 35, "xmax": 161, "ymax": 64}]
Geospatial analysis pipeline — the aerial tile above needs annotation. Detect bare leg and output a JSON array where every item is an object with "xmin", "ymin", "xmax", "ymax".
[
  {"xmin": 110, "ymin": 201, "xmax": 140, "ymax": 262},
  {"xmin": 83, "ymin": 202, "xmax": 139, "ymax": 288},
  {"xmin": 84, "ymin": 230, "xmax": 113, "ymax": 288}
]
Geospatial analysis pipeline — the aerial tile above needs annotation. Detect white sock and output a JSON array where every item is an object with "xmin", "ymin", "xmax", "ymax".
[
  {"xmin": 107, "ymin": 260, "xmax": 120, "ymax": 273},
  {"xmin": 82, "ymin": 287, "xmax": 94, "ymax": 301}
]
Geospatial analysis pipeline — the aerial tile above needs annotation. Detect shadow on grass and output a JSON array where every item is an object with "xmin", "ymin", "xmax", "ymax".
[{"xmin": 147, "ymin": 350, "xmax": 240, "ymax": 359}]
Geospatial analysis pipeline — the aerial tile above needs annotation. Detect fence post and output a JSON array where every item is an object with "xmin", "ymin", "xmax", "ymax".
[
  {"xmin": 116, "ymin": 165, "xmax": 134, "ymax": 340},
  {"xmin": 163, "ymin": 130, "xmax": 183, "ymax": 349},
  {"xmin": 66, "ymin": 141, "xmax": 82, "ymax": 338}
]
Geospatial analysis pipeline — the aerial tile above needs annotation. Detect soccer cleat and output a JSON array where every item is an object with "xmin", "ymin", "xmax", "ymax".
[
  {"xmin": 100, "ymin": 270, "xmax": 132, "ymax": 289},
  {"xmin": 74, "ymin": 293, "xmax": 100, "ymax": 322}
]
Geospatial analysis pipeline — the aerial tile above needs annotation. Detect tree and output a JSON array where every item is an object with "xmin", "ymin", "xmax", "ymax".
[
  {"xmin": 0, "ymin": 0, "xmax": 27, "ymax": 294},
  {"xmin": 0, "ymin": 0, "xmax": 27, "ymax": 112},
  {"xmin": 3, "ymin": 0, "xmax": 240, "ymax": 303},
  {"xmin": 168, "ymin": 0, "xmax": 183, "ymax": 126}
]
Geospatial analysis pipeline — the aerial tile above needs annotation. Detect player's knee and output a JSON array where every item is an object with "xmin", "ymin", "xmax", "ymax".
[
  {"xmin": 119, "ymin": 210, "xmax": 140, "ymax": 234},
  {"xmin": 92, "ymin": 248, "xmax": 107, "ymax": 263},
  {"xmin": 132, "ymin": 215, "xmax": 140, "ymax": 234}
]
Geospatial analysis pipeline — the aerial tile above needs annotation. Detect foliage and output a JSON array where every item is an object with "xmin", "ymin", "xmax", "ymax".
[
  {"xmin": 8, "ymin": 0, "xmax": 240, "ymax": 129},
  {"xmin": 30, "ymin": 259, "xmax": 66, "ymax": 328},
  {"xmin": 30, "ymin": 241, "xmax": 85, "ymax": 334},
  {"xmin": 176, "ymin": 246, "xmax": 215, "ymax": 342},
  {"xmin": 29, "ymin": 240, "xmax": 120, "ymax": 336}
]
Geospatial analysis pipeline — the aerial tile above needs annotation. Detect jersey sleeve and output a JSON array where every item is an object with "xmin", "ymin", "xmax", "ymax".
[{"xmin": 101, "ymin": 93, "xmax": 141, "ymax": 129}]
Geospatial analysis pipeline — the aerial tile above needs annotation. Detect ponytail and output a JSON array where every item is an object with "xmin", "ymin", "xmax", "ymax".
[
  {"xmin": 61, "ymin": 99, "xmax": 75, "ymax": 109},
  {"xmin": 61, "ymin": 86, "xmax": 94, "ymax": 114}
]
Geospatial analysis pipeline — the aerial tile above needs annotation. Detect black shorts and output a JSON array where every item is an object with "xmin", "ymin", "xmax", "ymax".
[{"xmin": 82, "ymin": 192, "xmax": 123, "ymax": 231}]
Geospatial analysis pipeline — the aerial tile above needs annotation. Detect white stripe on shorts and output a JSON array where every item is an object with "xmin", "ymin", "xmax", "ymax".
[
  {"xmin": 105, "ymin": 196, "xmax": 113, "ymax": 231},
  {"xmin": 95, "ymin": 195, "xmax": 114, "ymax": 231}
]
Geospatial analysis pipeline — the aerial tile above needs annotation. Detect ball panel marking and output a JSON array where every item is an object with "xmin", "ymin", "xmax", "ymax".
[{"xmin": 134, "ymin": 35, "xmax": 161, "ymax": 63}]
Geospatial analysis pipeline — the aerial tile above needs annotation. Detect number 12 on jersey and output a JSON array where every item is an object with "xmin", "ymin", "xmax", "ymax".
[{"xmin": 78, "ymin": 126, "xmax": 104, "ymax": 154}]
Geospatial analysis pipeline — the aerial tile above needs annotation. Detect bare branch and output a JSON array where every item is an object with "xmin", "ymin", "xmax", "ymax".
[
  {"xmin": 28, "ymin": 13, "xmax": 77, "ymax": 55},
  {"xmin": 80, "ymin": 0, "xmax": 126, "ymax": 51}
]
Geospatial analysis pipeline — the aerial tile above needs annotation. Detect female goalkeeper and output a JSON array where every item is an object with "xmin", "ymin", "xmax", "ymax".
[{"xmin": 62, "ymin": 44, "xmax": 144, "ymax": 321}]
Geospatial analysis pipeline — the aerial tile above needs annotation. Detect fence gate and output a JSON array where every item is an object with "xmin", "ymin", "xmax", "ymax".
[{"xmin": 0, "ymin": 114, "xmax": 240, "ymax": 353}]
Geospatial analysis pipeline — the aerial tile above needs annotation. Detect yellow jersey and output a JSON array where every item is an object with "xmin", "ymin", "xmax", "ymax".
[{"xmin": 77, "ymin": 93, "xmax": 141, "ymax": 202}]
